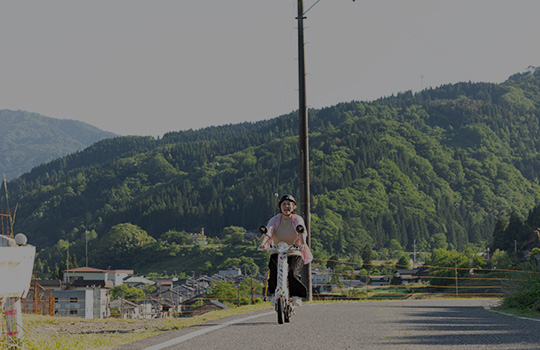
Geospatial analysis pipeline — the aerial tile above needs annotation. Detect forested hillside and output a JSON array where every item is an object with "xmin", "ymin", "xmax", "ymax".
[
  {"xmin": 6, "ymin": 67, "xmax": 540, "ymax": 275},
  {"xmin": 0, "ymin": 110, "xmax": 117, "ymax": 180}
]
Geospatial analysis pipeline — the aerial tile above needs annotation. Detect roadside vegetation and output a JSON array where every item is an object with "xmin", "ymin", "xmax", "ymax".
[
  {"xmin": 1, "ymin": 304, "xmax": 271, "ymax": 350},
  {"xmin": 499, "ymin": 251, "xmax": 540, "ymax": 315}
]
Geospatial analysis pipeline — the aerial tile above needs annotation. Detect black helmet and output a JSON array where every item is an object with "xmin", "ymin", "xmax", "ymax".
[{"xmin": 278, "ymin": 194, "xmax": 296, "ymax": 207}]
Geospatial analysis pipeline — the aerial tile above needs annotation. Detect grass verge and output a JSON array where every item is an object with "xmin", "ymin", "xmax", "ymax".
[{"xmin": 1, "ymin": 304, "xmax": 272, "ymax": 350}]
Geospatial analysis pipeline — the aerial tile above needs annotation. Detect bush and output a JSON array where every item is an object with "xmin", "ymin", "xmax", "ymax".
[{"xmin": 502, "ymin": 262, "xmax": 540, "ymax": 312}]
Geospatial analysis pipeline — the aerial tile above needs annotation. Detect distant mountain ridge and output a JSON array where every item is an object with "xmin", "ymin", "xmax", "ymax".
[
  {"xmin": 8, "ymin": 67, "xmax": 540, "ymax": 275},
  {"xmin": 0, "ymin": 110, "xmax": 117, "ymax": 180}
]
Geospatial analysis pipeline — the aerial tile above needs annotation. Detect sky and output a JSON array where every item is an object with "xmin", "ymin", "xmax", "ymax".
[{"xmin": 1, "ymin": 0, "xmax": 540, "ymax": 137}]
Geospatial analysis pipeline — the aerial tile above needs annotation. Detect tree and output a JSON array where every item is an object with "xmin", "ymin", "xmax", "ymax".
[
  {"xmin": 388, "ymin": 239, "xmax": 403, "ymax": 259},
  {"xmin": 205, "ymin": 281, "xmax": 248, "ymax": 306},
  {"xmin": 221, "ymin": 226, "xmax": 246, "ymax": 238},
  {"xmin": 429, "ymin": 249, "xmax": 469, "ymax": 287},
  {"xmin": 218, "ymin": 257, "xmax": 259, "ymax": 276},
  {"xmin": 160, "ymin": 230, "xmax": 194, "ymax": 245},
  {"xmin": 95, "ymin": 223, "xmax": 156, "ymax": 268},
  {"xmin": 240, "ymin": 277, "xmax": 263, "ymax": 303},
  {"xmin": 361, "ymin": 244, "xmax": 373, "ymax": 269},
  {"xmin": 505, "ymin": 211, "xmax": 524, "ymax": 250},
  {"xmin": 50, "ymin": 264, "xmax": 60, "ymax": 280},
  {"xmin": 223, "ymin": 232, "xmax": 245, "ymax": 246},
  {"xmin": 396, "ymin": 255, "xmax": 411, "ymax": 269},
  {"xmin": 201, "ymin": 261, "xmax": 213, "ymax": 274},
  {"xmin": 111, "ymin": 284, "xmax": 144, "ymax": 301},
  {"xmin": 462, "ymin": 247, "xmax": 486, "ymax": 269},
  {"xmin": 327, "ymin": 254, "xmax": 340, "ymax": 270},
  {"xmin": 69, "ymin": 253, "xmax": 79, "ymax": 270},
  {"xmin": 431, "ymin": 233, "xmax": 448, "ymax": 250},
  {"xmin": 527, "ymin": 247, "xmax": 540, "ymax": 265},
  {"xmin": 219, "ymin": 257, "xmax": 241, "ymax": 269},
  {"xmin": 490, "ymin": 249, "xmax": 513, "ymax": 270}
]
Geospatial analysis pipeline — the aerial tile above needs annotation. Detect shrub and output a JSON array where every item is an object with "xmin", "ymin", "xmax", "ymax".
[{"xmin": 501, "ymin": 262, "xmax": 540, "ymax": 312}]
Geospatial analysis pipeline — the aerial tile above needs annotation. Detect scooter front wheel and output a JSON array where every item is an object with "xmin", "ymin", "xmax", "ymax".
[{"xmin": 276, "ymin": 297, "xmax": 284, "ymax": 324}]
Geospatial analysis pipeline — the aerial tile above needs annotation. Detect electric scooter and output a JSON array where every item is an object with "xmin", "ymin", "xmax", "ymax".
[{"xmin": 259, "ymin": 225, "xmax": 304, "ymax": 324}]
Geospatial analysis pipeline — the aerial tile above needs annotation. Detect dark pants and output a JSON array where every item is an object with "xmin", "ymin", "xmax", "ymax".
[{"xmin": 267, "ymin": 254, "xmax": 307, "ymax": 298}]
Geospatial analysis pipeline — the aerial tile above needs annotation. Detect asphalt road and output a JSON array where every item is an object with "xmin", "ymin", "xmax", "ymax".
[{"xmin": 119, "ymin": 299, "xmax": 540, "ymax": 350}]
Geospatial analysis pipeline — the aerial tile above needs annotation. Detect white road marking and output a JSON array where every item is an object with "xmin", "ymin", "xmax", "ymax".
[
  {"xmin": 484, "ymin": 306, "xmax": 540, "ymax": 322},
  {"xmin": 144, "ymin": 311, "xmax": 275, "ymax": 350}
]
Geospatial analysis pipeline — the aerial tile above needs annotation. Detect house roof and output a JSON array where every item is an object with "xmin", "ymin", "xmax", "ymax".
[
  {"xmin": 339, "ymin": 279, "xmax": 367, "ymax": 287},
  {"xmin": 110, "ymin": 299, "xmax": 140, "ymax": 308},
  {"xmin": 123, "ymin": 276, "xmax": 155, "ymax": 285},
  {"xmin": 37, "ymin": 279, "xmax": 62, "ymax": 287},
  {"xmin": 173, "ymin": 284, "xmax": 195, "ymax": 292},
  {"xmin": 63, "ymin": 267, "xmax": 134, "ymax": 274},
  {"xmin": 370, "ymin": 275, "xmax": 391, "ymax": 280},
  {"xmin": 182, "ymin": 297, "xmax": 205, "ymax": 306},
  {"xmin": 64, "ymin": 266, "xmax": 106, "ymax": 273},
  {"xmin": 107, "ymin": 269, "xmax": 134, "ymax": 274},
  {"xmin": 72, "ymin": 279, "xmax": 114, "ymax": 288},
  {"xmin": 157, "ymin": 280, "xmax": 173, "ymax": 286}
]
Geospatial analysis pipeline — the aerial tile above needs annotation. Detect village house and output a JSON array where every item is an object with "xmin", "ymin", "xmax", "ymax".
[
  {"xmin": 183, "ymin": 298, "xmax": 231, "ymax": 317},
  {"xmin": 393, "ymin": 266, "xmax": 430, "ymax": 285},
  {"xmin": 312, "ymin": 267, "xmax": 333, "ymax": 293},
  {"xmin": 53, "ymin": 288, "xmax": 110, "ymax": 319},
  {"xmin": 339, "ymin": 278, "xmax": 367, "ymax": 289},
  {"xmin": 369, "ymin": 275, "xmax": 391, "ymax": 286},
  {"xmin": 122, "ymin": 275, "xmax": 155, "ymax": 288},
  {"xmin": 188, "ymin": 228, "xmax": 208, "ymax": 245},
  {"xmin": 110, "ymin": 298, "xmax": 141, "ymax": 319},
  {"xmin": 218, "ymin": 267, "xmax": 242, "ymax": 279},
  {"xmin": 24, "ymin": 266, "xmax": 129, "ymax": 319},
  {"xmin": 23, "ymin": 261, "xmax": 269, "ymax": 319},
  {"xmin": 63, "ymin": 266, "xmax": 133, "ymax": 288}
]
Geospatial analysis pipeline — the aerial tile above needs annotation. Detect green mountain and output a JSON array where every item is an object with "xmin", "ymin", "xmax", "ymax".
[
  {"xmin": 0, "ymin": 110, "xmax": 117, "ymax": 180},
  {"xmin": 6, "ymin": 67, "xmax": 540, "ymax": 275}
]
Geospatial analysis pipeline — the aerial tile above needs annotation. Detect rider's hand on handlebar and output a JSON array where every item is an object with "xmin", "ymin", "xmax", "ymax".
[{"xmin": 258, "ymin": 233, "xmax": 271, "ymax": 251}]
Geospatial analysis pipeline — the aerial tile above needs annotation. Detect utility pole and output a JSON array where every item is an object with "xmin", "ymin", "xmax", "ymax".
[
  {"xmin": 85, "ymin": 230, "xmax": 88, "ymax": 267},
  {"xmin": 297, "ymin": 0, "xmax": 312, "ymax": 302},
  {"xmin": 454, "ymin": 261, "xmax": 458, "ymax": 298},
  {"xmin": 413, "ymin": 239, "xmax": 416, "ymax": 268}
]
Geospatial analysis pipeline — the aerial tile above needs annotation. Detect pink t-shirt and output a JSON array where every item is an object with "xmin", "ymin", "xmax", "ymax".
[
  {"xmin": 274, "ymin": 216, "xmax": 302, "ymax": 257},
  {"xmin": 262, "ymin": 213, "xmax": 313, "ymax": 264}
]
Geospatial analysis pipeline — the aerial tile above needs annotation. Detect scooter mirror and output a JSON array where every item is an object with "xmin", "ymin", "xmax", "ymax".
[
  {"xmin": 296, "ymin": 225, "xmax": 304, "ymax": 233},
  {"xmin": 259, "ymin": 226, "xmax": 268, "ymax": 234}
]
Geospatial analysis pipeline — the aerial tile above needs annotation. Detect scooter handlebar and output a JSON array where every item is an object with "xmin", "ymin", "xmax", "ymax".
[{"xmin": 260, "ymin": 244, "xmax": 301, "ymax": 253}]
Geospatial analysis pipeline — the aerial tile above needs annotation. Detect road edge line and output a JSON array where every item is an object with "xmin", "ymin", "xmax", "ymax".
[
  {"xmin": 483, "ymin": 306, "xmax": 540, "ymax": 322},
  {"xmin": 144, "ymin": 311, "xmax": 275, "ymax": 350}
]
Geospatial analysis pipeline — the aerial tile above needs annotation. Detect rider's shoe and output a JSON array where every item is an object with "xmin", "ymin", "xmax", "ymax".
[
  {"xmin": 270, "ymin": 295, "xmax": 276, "ymax": 306},
  {"xmin": 292, "ymin": 297, "xmax": 302, "ymax": 306}
]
